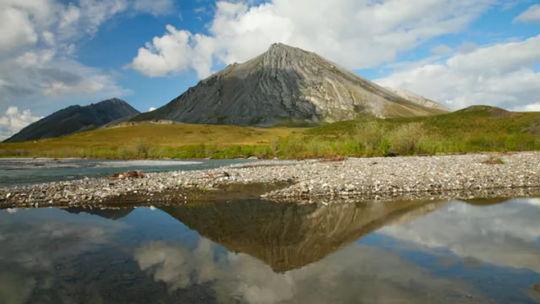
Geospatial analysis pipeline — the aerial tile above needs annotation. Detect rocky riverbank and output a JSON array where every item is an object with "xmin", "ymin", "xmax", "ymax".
[{"xmin": 1, "ymin": 152, "xmax": 539, "ymax": 208}]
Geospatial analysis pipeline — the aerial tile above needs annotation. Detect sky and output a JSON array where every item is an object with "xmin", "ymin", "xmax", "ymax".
[{"xmin": 0, "ymin": 0, "xmax": 539, "ymax": 139}]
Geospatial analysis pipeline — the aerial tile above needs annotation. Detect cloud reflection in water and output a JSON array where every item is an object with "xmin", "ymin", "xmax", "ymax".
[{"xmin": 380, "ymin": 198, "xmax": 540, "ymax": 273}]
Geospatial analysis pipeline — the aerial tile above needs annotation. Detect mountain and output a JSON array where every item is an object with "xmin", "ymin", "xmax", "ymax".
[
  {"xmin": 386, "ymin": 87, "xmax": 449, "ymax": 112},
  {"xmin": 132, "ymin": 43, "xmax": 446, "ymax": 126},
  {"xmin": 4, "ymin": 98, "xmax": 139, "ymax": 143}
]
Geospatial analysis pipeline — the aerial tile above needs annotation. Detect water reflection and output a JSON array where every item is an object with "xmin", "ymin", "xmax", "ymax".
[
  {"xmin": 0, "ymin": 198, "xmax": 539, "ymax": 303},
  {"xmin": 134, "ymin": 238, "xmax": 486, "ymax": 304},
  {"xmin": 381, "ymin": 197, "xmax": 540, "ymax": 272},
  {"xmin": 160, "ymin": 199, "xmax": 445, "ymax": 272},
  {"xmin": 0, "ymin": 209, "xmax": 126, "ymax": 304},
  {"xmin": 64, "ymin": 207, "xmax": 135, "ymax": 220}
]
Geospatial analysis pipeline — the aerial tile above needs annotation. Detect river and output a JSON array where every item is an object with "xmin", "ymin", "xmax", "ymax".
[
  {"xmin": 0, "ymin": 197, "xmax": 539, "ymax": 303},
  {"xmin": 0, "ymin": 158, "xmax": 250, "ymax": 186}
]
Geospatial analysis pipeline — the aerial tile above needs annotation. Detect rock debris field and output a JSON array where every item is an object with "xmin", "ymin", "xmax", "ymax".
[{"xmin": 1, "ymin": 152, "xmax": 539, "ymax": 208}]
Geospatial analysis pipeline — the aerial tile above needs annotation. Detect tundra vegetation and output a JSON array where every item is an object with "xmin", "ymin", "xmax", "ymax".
[{"xmin": 0, "ymin": 106, "xmax": 538, "ymax": 159}]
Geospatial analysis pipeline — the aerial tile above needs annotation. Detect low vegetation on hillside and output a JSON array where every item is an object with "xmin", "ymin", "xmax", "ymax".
[{"xmin": 0, "ymin": 106, "xmax": 538, "ymax": 159}]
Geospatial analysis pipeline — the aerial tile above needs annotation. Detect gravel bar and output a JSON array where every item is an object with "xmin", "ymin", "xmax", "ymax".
[{"xmin": 1, "ymin": 152, "xmax": 539, "ymax": 207}]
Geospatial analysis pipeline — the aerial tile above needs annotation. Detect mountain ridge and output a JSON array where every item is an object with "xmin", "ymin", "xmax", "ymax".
[
  {"xmin": 385, "ymin": 87, "xmax": 449, "ymax": 112},
  {"xmin": 4, "ymin": 98, "xmax": 140, "ymax": 143}
]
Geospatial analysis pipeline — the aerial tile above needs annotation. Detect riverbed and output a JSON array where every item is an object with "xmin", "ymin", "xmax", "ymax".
[{"xmin": 1, "ymin": 152, "xmax": 539, "ymax": 207}]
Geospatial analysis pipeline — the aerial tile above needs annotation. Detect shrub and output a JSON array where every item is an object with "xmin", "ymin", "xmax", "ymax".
[
  {"xmin": 354, "ymin": 121, "xmax": 388, "ymax": 156},
  {"xmin": 135, "ymin": 140, "xmax": 151, "ymax": 158},
  {"xmin": 387, "ymin": 122, "xmax": 427, "ymax": 155}
]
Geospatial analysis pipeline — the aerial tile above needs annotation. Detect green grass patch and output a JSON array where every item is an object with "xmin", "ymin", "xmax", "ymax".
[{"xmin": 1, "ymin": 106, "xmax": 539, "ymax": 159}]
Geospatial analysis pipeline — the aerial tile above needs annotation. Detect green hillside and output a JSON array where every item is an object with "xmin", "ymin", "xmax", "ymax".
[{"xmin": 0, "ymin": 106, "xmax": 538, "ymax": 159}]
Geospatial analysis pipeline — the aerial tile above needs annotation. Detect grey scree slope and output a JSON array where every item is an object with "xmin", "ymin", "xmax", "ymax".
[{"xmin": 132, "ymin": 43, "xmax": 445, "ymax": 126}]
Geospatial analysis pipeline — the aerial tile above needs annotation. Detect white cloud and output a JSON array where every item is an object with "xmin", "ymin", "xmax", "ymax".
[
  {"xmin": 0, "ymin": 49, "xmax": 126, "ymax": 119},
  {"xmin": 519, "ymin": 103, "xmax": 540, "ymax": 111},
  {"xmin": 515, "ymin": 4, "xmax": 540, "ymax": 23},
  {"xmin": 131, "ymin": 25, "xmax": 215, "ymax": 78},
  {"xmin": 0, "ymin": 6, "xmax": 39, "ymax": 54},
  {"xmin": 376, "ymin": 35, "xmax": 540, "ymax": 110},
  {"xmin": 131, "ymin": 0, "xmax": 495, "ymax": 77},
  {"xmin": 0, "ymin": 0, "xmax": 152, "ymax": 131},
  {"xmin": 54, "ymin": 0, "xmax": 174, "ymax": 39},
  {"xmin": 0, "ymin": 107, "xmax": 41, "ymax": 140},
  {"xmin": 133, "ymin": 0, "xmax": 175, "ymax": 16}
]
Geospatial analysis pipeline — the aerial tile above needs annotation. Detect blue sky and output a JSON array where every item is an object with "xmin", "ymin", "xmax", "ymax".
[{"xmin": 0, "ymin": 0, "xmax": 539, "ymax": 138}]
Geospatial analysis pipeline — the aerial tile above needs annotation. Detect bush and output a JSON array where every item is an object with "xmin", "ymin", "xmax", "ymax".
[
  {"xmin": 135, "ymin": 140, "xmax": 151, "ymax": 158},
  {"xmin": 387, "ymin": 122, "xmax": 427, "ymax": 155},
  {"xmin": 354, "ymin": 121, "xmax": 389, "ymax": 156}
]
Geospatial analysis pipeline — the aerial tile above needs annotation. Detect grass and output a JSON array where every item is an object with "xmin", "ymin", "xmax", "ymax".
[
  {"xmin": 0, "ymin": 106, "xmax": 539, "ymax": 159},
  {"xmin": 0, "ymin": 123, "xmax": 300, "ymax": 159}
]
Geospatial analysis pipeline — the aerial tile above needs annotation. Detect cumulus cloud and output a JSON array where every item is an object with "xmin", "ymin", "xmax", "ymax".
[
  {"xmin": 0, "ymin": 48, "xmax": 126, "ymax": 120},
  {"xmin": 376, "ymin": 35, "xmax": 540, "ymax": 110},
  {"xmin": 0, "ymin": 0, "xmax": 177, "ymax": 138},
  {"xmin": 0, "ymin": 6, "xmax": 38, "ymax": 54},
  {"xmin": 0, "ymin": 1, "xmax": 128, "ymax": 109},
  {"xmin": 131, "ymin": 25, "xmax": 215, "ymax": 78},
  {"xmin": 0, "ymin": 0, "xmax": 135, "ymax": 56},
  {"xmin": 131, "ymin": 0, "xmax": 494, "ymax": 77},
  {"xmin": 57, "ymin": 0, "xmax": 129, "ymax": 41},
  {"xmin": 0, "ymin": 107, "xmax": 41, "ymax": 140},
  {"xmin": 515, "ymin": 4, "xmax": 540, "ymax": 23}
]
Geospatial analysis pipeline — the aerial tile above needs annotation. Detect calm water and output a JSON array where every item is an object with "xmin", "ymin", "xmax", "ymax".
[
  {"xmin": 1, "ymin": 197, "xmax": 539, "ymax": 303},
  {"xmin": 0, "ymin": 158, "xmax": 250, "ymax": 186}
]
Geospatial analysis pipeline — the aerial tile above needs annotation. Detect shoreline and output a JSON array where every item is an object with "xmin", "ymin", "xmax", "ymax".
[{"xmin": 1, "ymin": 152, "xmax": 539, "ymax": 208}]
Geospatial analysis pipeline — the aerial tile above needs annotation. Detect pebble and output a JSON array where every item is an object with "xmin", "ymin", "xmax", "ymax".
[{"xmin": 0, "ymin": 152, "xmax": 539, "ymax": 207}]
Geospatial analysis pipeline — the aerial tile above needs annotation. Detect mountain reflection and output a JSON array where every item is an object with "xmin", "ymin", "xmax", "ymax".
[
  {"xmin": 63, "ymin": 207, "xmax": 135, "ymax": 220},
  {"xmin": 160, "ymin": 199, "xmax": 445, "ymax": 272}
]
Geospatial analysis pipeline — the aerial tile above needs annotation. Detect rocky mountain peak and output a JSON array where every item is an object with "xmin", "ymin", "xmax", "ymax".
[
  {"xmin": 266, "ymin": 42, "xmax": 305, "ymax": 55},
  {"xmin": 257, "ymin": 43, "xmax": 317, "ymax": 67},
  {"xmin": 132, "ymin": 43, "xmax": 446, "ymax": 125},
  {"xmin": 102, "ymin": 97, "xmax": 128, "ymax": 105}
]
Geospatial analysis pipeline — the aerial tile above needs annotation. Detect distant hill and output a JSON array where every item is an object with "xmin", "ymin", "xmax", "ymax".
[
  {"xmin": 4, "ymin": 98, "xmax": 139, "ymax": 143},
  {"xmin": 132, "ymin": 43, "xmax": 446, "ymax": 126}
]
